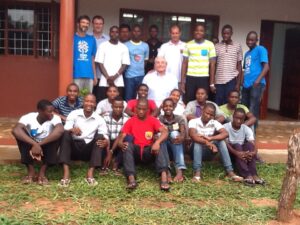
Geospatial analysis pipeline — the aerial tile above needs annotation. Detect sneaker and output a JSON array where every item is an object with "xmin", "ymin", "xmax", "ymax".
[
  {"xmin": 59, "ymin": 178, "xmax": 71, "ymax": 187},
  {"xmin": 85, "ymin": 177, "xmax": 98, "ymax": 186}
]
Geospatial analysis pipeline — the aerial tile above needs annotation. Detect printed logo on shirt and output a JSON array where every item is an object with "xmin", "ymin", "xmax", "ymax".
[
  {"xmin": 172, "ymin": 123, "xmax": 179, "ymax": 131},
  {"xmin": 78, "ymin": 40, "xmax": 89, "ymax": 61},
  {"xmin": 145, "ymin": 131, "xmax": 153, "ymax": 140},
  {"xmin": 201, "ymin": 49, "xmax": 208, "ymax": 56},
  {"xmin": 245, "ymin": 55, "xmax": 251, "ymax": 74},
  {"xmin": 134, "ymin": 54, "xmax": 142, "ymax": 62}
]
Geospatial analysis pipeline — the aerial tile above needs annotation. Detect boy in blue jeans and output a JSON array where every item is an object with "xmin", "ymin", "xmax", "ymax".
[
  {"xmin": 189, "ymin": 103, "xmax": 243, "ymax": 182},
  {"xmin": 159, "ymin": 98, "xmax": 186, "ymax": 182}
]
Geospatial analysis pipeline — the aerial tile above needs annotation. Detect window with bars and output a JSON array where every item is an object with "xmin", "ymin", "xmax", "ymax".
[
  {"xmin": 0, "ymin": 2, "xmax": 58, "ymax": 57},
  {"xmin": 120, "ymin": 9, "xmax": 219, "ymax": 42}
]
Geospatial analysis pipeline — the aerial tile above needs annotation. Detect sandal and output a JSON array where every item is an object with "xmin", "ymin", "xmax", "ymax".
[
  {"xmin": 192, "ymin": 176, "xmax": 201, "ymax": 183},
  {"xmin": 127, "ymin": 181, "xmax": 138, "ymax": 190},
  {"xmin": 85, "ymin": 177, "xmax": 98, "ymax": 186},
  {"xmin": 244, "ymin": 178, "xmax": 255, "ymax": 187},
  {"xmin": 254, "ymin": 178, "xmax": 266, "ymax": 185},
  {"xmin": 21, "ymin": 176, "xmax": 34, "ymax": 185},
  {"xmin": 59, "ymin": 178, "xmax": 71, "ymax": 187},
  {"xmin": 99, "ymin": 168, "xmax": 109, "ymax": 176},
  {"xmin": 167, "ymin": 170, "xmax": 173, "ymax": 184},
  {"xmin": 112, "ymin": 168, "xmax": 123, "ymax": 176},
  {"xmin": 227, "ymin": 175, "xmax": 244, "ymax": 182},
  {"xmin": 160, "ymin": 181, "xmax": 170, "ymax": 191},
  {"xmin": 37, "ymin": 176, "xmax": 49, "ymax": 186},
  {"xmin": 174, "ymin": 175, "xmax": 184, "ymax": 183}
]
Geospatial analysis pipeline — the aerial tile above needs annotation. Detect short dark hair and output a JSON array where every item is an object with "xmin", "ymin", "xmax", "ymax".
[
  {"xmin": 204, "ymin": 102, "xmax": 216, "ymax": 113},
  {"xmin": 37, "ymin": 99, "xmax": 53, "ymax": 111},
  {"xmin": 149, "ymin": 24, "xmax": 159, "ymax": 32},
  {"xmin": 162, "ymin": 98, "xmax": 175, "ymax": 107},
  {"xmin": 113, "ymin": 96, "xmax": 124, "ymax": 103},
  {"xmin": 247, "ymin": 31, "xmax": 258, "ymax": 39},
  {"xmin": 137, "ymin": 97, "xmax": 148, "ymax": 106},
  {"xmin": 195, "ymin": 87, "xmax": 208, "ymax": 95},
  {"xmin": 109, "ymin": 25, "xmax": 119, "ymax": 32},
  {"xmin": 66, "ymin": 83, "xmax": 79, "ymax": 92},
  {"xmin": 234, "ymin": 108, "xmax": 246, "ymax": 117},
  {"xmin": 92, "ymin": 15, "xmax": 104, "ymax": 23},
  {"xmin": 169, "ymin": 24, "xmax": 181, "ymax": 32},
  {"xmin": 222, "ymin": 24, "xmax": 233, "ymax": 32},
  {"xmin": 132, "ymin": 24, "xmax": 142, "ymax": 31},
  {"xmin": 119, "ymin": 23, "xmax": 131, "ymax": 31},
  {"xmin": 170, "ymin": 88, "xmax": 181, "ymax": 95},
  {"xmin": 194, "ymin": 23, "xmax": 206, "ymax": 31},
  {"xmin": 77, "ymin": 15, "xmax": 90, "ymax": 23},
  {"xmin": 228, "ymin": 90, "xmax": 240, "ymax": 97},
  {"xmin": 107, "ymin": 84, "xmax": 119, "ymax": 92},
  {"xmin": 137, "ymin": 83, "xmax": 149, "ymax": 91}
]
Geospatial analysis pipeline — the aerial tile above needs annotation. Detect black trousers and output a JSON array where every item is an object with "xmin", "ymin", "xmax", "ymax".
[
  {"xmin": 123, "ymin": 142, "xmax": 169, "ymax": 177},
  {"xmin": 184, "ymin": 76, "xmax": 209, "ymax": 104},
  {"xmin": 16, "ymin": 138, "xmax": 60, "ymax": 166},
  {"xmin": 97, "ymin": 86, "xmax": 124, "ymax": 102},
  {"xmin": 58, "ymin": 131, "xmax": 105, "ymax": 167}
]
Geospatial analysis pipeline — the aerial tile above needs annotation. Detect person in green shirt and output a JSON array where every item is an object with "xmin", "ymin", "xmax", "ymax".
[{"xmin": 220, "ymin": 90, "xmax": 256, "ymax": 127}]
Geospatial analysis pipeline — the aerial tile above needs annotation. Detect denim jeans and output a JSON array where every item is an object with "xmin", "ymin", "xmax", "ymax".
[
  {"xmin": 166, "ymin": 139, "xmax": 186, "ymax": 170},
  {"xmin": 215, "ymin": 78, "xmax": 237, "ymax": 105},
  {"xmin": 192, "ymin": 140, "xmax": 233, "ymax": 172},
  {"xmin": 124, "ymin": 76, "xmax": 144, "ymax": 101},
  {"xmin": 241, "ymin": 84, "xmax": 265, "ymax": 121}
]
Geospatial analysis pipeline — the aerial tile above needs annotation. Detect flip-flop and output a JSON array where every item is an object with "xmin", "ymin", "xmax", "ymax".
[
  {"xmin": 59, "ymin": 178, "xmax": 71, "ymax": 187},
  {"xmin": 244, "ymin": 178, "xmax": 255, "ymax": 187},
  {"xmin": 254, "ymin": 178, "xmax": 266, "ymax": 185},
  {"xmin": 37, "ymin": 176, "xmax": 49, "ymax": 186},
  {"xmin": 226, "ymin": 175, "xmax": 244, "ymax": 182},
  {"xmin": 192, "ymin": 176, "xmax": 201, "ymax": 183},
  {"xmin": 127, "ymin": 181, "xmax": 138, "ymax": 190},
  {"xmin": 160, "ymin": 181, "xmax": 170, "ymax": 191},
  {"xmin": 21, "ymin": 176, "xmax": 34, "ymax": 185},
  {"xmin": 173, "ymin": 175, "xmax": 184, "ymax": 183}
]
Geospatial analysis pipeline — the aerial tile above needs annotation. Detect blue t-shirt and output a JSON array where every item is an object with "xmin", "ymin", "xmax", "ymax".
[
  {"xmin": 73, "ymin": 34, "xmax": 97, "ymax": 79},
  {"xmin": 125, "ymin": 41, "xmax": 149, "ymax": 78},
  {"xmin": 243, "ymin": 45, "xmax": 268, "ymax": 88}
]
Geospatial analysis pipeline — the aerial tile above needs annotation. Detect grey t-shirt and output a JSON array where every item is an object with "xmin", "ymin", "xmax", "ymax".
[{"xmin": 223, "ymin": 122, "xmax": 254, "ymax": 145}]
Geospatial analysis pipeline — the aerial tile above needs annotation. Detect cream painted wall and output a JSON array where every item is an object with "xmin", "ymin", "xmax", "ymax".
[{"xmin": 78, "ymin": 0, "xmax": 300, "ymax": 53}]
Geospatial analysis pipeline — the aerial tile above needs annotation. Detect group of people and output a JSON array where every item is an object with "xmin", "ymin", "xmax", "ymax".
[{"xmin": 12, "ymin": 14, "xmax": 269, "ymax": 190}]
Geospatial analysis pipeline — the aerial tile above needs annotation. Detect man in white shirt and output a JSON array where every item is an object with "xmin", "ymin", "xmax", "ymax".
[
  {"xmin": 158, "ymin": 24, "xmax": 185, "ymax": 83},
  {"xmin": 95, "ymin": 25, "xmax": 130, "ymax": 101},
  {"xmin": 59, "ymin": 94, "xmax": 109, "ymax": 187},
  {"xmin": 90, "ymin": 15, "xmax": 109, "ymax": 102},
  {"xmin": 12, "ymin": 100, "xmax": 64, "ymax": 185},
  {"xmin": 143, "ymin": 56, "xmax": 178, "ymax": 107}
]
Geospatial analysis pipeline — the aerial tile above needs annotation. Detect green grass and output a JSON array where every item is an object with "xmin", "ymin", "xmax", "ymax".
[{"xmin": 0, "ymin": 163, "xmax": 299, "ymax": 225}]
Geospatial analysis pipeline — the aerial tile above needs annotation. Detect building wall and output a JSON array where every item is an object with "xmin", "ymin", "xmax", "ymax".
[{"xmin": 78, "ymin": 0, "xmax": 300, "ymax": 54}]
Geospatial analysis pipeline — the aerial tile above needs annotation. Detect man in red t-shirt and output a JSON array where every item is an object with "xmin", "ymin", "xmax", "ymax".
[
  {"xmin": 118, "ymin": 98, "xmax": 170, "ymax": 191},
  {"xmin": 125, "ymin": 83, "xmax": 159, "ymax": 117}
]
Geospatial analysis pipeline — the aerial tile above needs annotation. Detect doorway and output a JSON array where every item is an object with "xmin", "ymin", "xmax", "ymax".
[{"xmin": 260, "ymin": 20, "xmax": 300, "ymax": 120}]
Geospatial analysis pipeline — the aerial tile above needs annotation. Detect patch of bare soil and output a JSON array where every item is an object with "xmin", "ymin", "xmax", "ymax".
[
  {"xmin": 140, "ymin": 198, "xmax": 176, "ymax": 209},
  {"xmin": 251, "ymin": 198, "xmax": 278, "ymax": 208},
  {"xmin": 22, "ymin": 198, "xmax": 79, "ymax": 216},
  {"xmin": 267, "ymin": 210, "xmax": 300, "ymax": 225}
]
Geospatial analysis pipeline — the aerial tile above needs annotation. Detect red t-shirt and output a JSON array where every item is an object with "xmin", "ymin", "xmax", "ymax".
[
  {"xmin": 122, "ymin": 116, "xmax": 162, "ymax": 146},
  {"xmin": 126, "ymin": 99, "xmax": 157, "ymax": 116}
]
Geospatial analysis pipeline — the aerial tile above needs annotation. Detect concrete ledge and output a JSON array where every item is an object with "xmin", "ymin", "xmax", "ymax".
[
  {"xmin": 0, "ymin": 145, "xmax": 289, "ymax": 165},
  {"xmin": 258, "ymin": 149, "xmax": 287, "ymax": 163}
]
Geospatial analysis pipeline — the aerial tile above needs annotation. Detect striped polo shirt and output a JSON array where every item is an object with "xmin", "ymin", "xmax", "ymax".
[
  {"xmin": 52, "ymin": 96, "xmax": 83, "ymax": 117},
  {"xmin": 215, "ymin": 41, "xmax": 243, "ymax": 84},
  {"xmin": 183, "ymin": 39, "xmax": 216, "ymax": 77}
]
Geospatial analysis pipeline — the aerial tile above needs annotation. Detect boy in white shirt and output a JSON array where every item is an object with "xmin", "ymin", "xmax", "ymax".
[{"xmin": 12, "ymin": 100, "xmax": 64, "ymax": 185}]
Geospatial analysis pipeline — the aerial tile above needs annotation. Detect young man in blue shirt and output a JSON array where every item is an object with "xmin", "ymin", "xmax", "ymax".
[
  {"xmin": 242, "ymin": 31, "xmax": 269, "ymax": 128},
  {"xmin": 73, "ymin": 15, "xmax": 97, "ymax": 93},
  {"xmin": 124, "ymin": 24, "xmax": 149, "ymax": 101}
]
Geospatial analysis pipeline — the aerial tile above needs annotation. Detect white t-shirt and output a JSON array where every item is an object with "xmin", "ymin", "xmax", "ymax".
[
  {"xmin": 142, "ymin": 71, "xmax": 178, "ymax": 107},
  {"xmin": 19, "ymin": 112, "xmax": 62, "ymax": 142},
  {"xmin": 224, "ymin": 122, "xmax": 254, "ymax": 145},
  {"xmin": 64, "ymin": 109, "xmax": 108, "ymax": 143},
  {"xmin": 188, "ymin": 117, "xmax": 223, "ymax": 137},
  {"xmin": 95, "ymin": 41, "xmax": 130, "ymax": 87},
  {"xmin": 95, "ymin": 98, "xmax": 127, "ymax": 115},
  {"xmin": 158, "ymin": 40, "xmax": 186, "ymax": 81}
]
